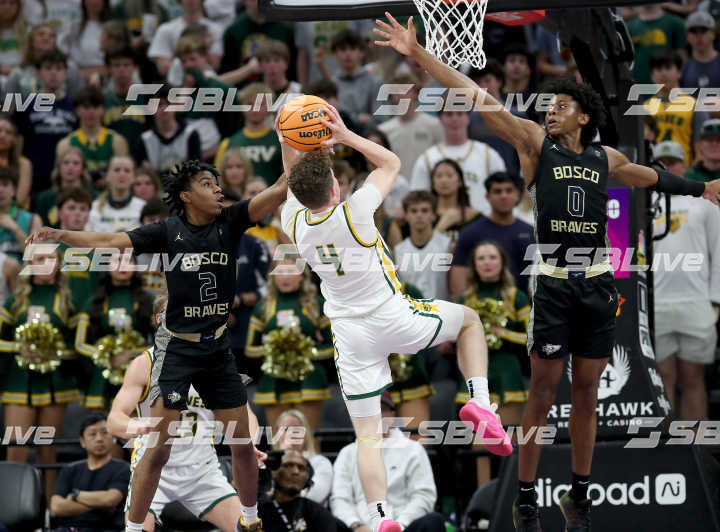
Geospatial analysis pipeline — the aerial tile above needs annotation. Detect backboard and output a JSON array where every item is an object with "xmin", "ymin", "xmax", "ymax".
[{"xmin": 260, "ymin": 0, "xmax": 658, "ymax": 22}]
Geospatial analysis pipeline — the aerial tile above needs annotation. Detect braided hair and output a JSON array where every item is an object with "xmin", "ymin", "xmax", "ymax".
[{"xmin": 162, "ymin": 160, "xmax": 221, "ymax": 216}]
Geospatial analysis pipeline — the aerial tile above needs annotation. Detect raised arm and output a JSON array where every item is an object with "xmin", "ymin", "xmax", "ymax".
[
  {"xmin": 107, "ymin": 354, "xmax": 155, "ymax": 439},
  {"xmin": 605, "ymin": 146, "xmax": 720, "ymax": 204},
  {"xmin": 26, "ymin": 228, "xmax": 132, "ymax": 249},
  {"xmin": 374, "ymin": 13, "xmax": 544, "ymax": 157},
  {"xmin": 321, "ymin": 104, "xmax": 401, "ymax": 199}
]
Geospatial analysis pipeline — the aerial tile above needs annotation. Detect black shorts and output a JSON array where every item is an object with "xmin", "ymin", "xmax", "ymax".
[
  {"xmin": 529, "ymin": 272, "xmax": 618, "ymax": 359},
  {"xmin": 148, "ymin": 327, "xmax": 248, "ymax": 410}
]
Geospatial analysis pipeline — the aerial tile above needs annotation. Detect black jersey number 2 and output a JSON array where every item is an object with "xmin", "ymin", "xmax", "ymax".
[
  {"xmin": 567, "ymin": 185, "xmax": 586, "ymax": 217},
  {"xmin": 198, "ymin": 272, "xmax": 218, "ymax": 302}
]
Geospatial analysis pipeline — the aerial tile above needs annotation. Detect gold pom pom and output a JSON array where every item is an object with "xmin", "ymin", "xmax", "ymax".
[
  {"xmin": 93, "ymin": 330, "xmax": 144, "ymax": 386},
  {"xmin": 389, "ymin": 353, "xmax": 413, "ymax": 383},
  {"xmin": 261, "ymin": 328, "xmax": 316, "ymax": 382},
  {"xmin": 15, "ymin": 322, "xmax": 68, "ymax": 374},
  {"xmin": 466, "ymin": 297, "xmax": 508, "ymax": 351}
]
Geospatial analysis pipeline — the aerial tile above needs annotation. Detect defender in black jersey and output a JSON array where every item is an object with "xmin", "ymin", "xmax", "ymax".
[
  {"xmin": 377, "ymin": 15, "xmax": 720, "ymax": 532},
  {"xmin": 28, "ymin": 160, "xmax": 285, "ymax": 532}
]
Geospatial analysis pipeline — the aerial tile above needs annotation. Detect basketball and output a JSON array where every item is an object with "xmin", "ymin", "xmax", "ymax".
[{"xmin": 278, "ymin": 95, "xmax": 333, "ymax": 152}]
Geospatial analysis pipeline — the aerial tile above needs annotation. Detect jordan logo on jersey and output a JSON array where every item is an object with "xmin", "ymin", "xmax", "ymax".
[{"xmin": 175, "ymin": 233, "xmax": 183, "ymax": 241}]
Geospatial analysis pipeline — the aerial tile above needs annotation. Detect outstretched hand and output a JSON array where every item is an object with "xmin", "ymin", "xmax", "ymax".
[
  {"xmin": 703, "ymin": 179, "xmax": 720, "ymax": 205},
  {"xmin": 25, "ymin": 227, "xmax": 62, "ymax": 246},
  {"xmin": 373, "ymin": 12, "xmax": 419, "ymax": 56}
]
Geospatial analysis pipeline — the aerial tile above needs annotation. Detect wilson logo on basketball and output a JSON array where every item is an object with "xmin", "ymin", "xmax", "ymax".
[
  {"xmin": 301, "ymin": 110, "xmax": 327, "ymax": 121},
  {"xmin": 299, "ymin": 128, "xmax": 330, "ymax": 139}
]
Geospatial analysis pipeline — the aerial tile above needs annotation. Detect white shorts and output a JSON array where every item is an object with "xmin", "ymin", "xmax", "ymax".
[
  {"xmin": 126, "ymin": 457, "xmax": 237, "ymax": 521},
  {"xmin": 655, "ymin": 328, "xmax": 717, "ymax": 365},
  {"xmin": 330, "ymin": 294, "xmax": 464, "ymax": 400}
]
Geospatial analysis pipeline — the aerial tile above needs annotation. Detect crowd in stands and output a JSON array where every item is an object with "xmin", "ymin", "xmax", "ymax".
[{"xmin": 0, "ymin": 0, "xmax": 719, "ymax": 530}]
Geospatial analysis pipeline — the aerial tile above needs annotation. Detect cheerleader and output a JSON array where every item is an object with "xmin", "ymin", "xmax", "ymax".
[
  {"xmin": 74, "ymin": 256, "xmax": 154, "ymax": 410},
  {"xmin": 0, "ymin": 245, "xmax": 79, "ymax": 499},
  {"xmin": 246, "ymin": 256, "xmax": 332, "ymax": 433}
]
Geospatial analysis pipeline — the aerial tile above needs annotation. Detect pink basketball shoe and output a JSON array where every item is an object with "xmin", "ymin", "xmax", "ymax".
[
  {"xmin": 459, "ymin": 402, "xmax": 513, "ymax": 456},
  {"xmin": 378, "ymin": 519, "xmax": 403, "ymax": 532}
]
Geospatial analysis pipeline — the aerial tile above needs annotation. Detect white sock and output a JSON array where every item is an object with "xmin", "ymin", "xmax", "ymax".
[
  {"xmin": 368, "ymin": 500, "xmax": 389, "ymax": 532},
  {"xmin": 467, "ymin": 376, "xmax": 491, "ymax": 408},
  {"xmin": 240, "ymin": 503, "xmax": 258, "ymax": 526},
  {"xmin": 125, "ymin": 522, "xmax": 144, "ymax": 532}
]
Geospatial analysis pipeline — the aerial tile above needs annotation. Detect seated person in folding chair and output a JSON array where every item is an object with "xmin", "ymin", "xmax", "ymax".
[{"xmin": 50, "ymin": 413, "xmax": 131, "ymax": 532}]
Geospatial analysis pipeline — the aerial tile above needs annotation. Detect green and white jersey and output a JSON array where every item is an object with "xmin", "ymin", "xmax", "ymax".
[{"xmin": 281, "ymin": 184, "xmax": 403, "ymax": 319}]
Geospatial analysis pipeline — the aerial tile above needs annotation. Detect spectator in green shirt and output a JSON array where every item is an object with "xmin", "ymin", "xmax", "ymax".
[
  {"xmin": 220, "ymin": 0, "xmax": 296, "ymax": 82},
  {"xmin": 628, "ymin": 4, "xmax": 687, "ymax": 84}
]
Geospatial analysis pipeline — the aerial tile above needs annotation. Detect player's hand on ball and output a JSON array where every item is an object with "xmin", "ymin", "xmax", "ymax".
[
  {"xmin": 319, "ymin": 104, "xmax": 349, "ymax": 148},
  {"xmin": 702, "ymin": 179, "xmax": 720, "ymax": 205}
]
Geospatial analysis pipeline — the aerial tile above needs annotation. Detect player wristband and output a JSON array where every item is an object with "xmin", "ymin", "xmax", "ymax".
[{"xmin": 653, "ymin": 169, "xmax": 705, "ymax": 197}]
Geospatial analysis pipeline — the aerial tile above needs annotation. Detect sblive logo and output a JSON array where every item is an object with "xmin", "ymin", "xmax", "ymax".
[{"xmin": 536, "ymin": 474, "xmax": 686, "ymax": 507}]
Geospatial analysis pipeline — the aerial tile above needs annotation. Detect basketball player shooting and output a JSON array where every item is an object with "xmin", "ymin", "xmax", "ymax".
[
  {"xmin": 374, "ymin": 12, "xmax": 720, "ymax": 532},
  {"xmin": 277, "ymin": 104, "xmax": 512, "ymax": 532},
  {"xmin": 27, "ymin": 161, "xmax": 287, "ymax": 532}
]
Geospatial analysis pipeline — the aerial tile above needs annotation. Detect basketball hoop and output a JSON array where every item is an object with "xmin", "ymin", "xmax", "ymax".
[{"xmin": 412, "ymin": 0, "xmax": 546, "ymax": 68}]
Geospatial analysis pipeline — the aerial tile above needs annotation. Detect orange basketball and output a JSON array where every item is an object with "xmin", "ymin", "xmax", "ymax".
[{"xmin": 278, "ymin": 95, "xmax": 333, "ymax": 152}]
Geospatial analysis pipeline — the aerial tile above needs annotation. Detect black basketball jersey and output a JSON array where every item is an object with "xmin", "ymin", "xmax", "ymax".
[
  {"xmin": 127, "ymin": 201, "xmax": 253, "ymax": 335},
  {"xmin": 529, "ymin": 136, "xmax": 609, "ymax": 268}
]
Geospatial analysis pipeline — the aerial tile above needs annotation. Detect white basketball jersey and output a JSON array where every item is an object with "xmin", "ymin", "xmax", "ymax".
[
  {"xmin": 131, "ymin": 349, "xmax": 217, "ymax": 469},
  {"xmin": 281, "ymin": 184, "xmax": 402, "ymax": 319}
]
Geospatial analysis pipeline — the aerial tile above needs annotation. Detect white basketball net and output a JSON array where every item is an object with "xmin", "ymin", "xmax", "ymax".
[{"xmin": 412, "ymin": 0, "xmax": 489, "ymax": 69}]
